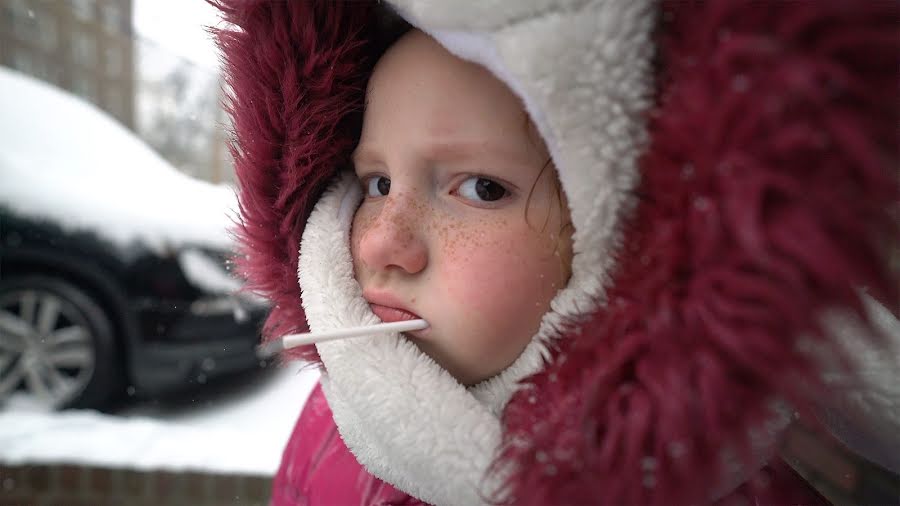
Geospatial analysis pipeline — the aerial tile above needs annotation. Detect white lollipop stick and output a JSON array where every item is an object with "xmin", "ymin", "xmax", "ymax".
[{"xmin": 256, "ymin": 319, "xmax": 429, "ymax": 358}]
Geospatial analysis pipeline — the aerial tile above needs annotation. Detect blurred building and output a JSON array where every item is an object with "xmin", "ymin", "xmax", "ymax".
[
  {"xmin": 134, "ymin": 41, "xmax": 233, "ymax": 184},
  {"xmin": 0, "ymin": 0, "xmax": 234, "ymax": 184},
  {"xmin": 0, "ymin": 0, "xmax": 136, "ymax": 128}
]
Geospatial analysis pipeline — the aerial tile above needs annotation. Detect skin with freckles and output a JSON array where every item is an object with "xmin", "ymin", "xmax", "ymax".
[{"xmin": 351, "ymin": 29, "xmax": 573, "ymax": 386}]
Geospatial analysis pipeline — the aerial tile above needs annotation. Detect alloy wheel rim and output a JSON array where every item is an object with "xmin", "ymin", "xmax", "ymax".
[{"xmin": 0, "ymin": 289, "xmax": 96, "ymax": 408}]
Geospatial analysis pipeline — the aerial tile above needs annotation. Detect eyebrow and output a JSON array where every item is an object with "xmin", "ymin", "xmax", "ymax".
[
  {"xmin": 350, "ymin": 144, "xmax": 382, "ymax": 166},
  {"xmin": 352, "ymin": 139, "xmax": 537, "ymax": 168}
]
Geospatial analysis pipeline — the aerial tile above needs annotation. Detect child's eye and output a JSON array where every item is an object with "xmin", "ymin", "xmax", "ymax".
[
  {"xmin": 457, "ymin": 176, "xmax": 508, "ymax": 203},
  {"xmin": 364, "ymin": 176, "xmax": 391, "ymax": 197}
]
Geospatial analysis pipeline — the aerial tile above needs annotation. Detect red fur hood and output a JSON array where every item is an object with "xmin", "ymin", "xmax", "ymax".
[{"xmin": 213, "ymin": 1, "xmax": 899, "ymax": 504}]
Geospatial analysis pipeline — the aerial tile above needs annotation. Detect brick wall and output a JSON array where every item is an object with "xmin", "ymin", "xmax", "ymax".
[{"xmin": 0, "ymin": 464, "xmax": 271, "ymax": 506}]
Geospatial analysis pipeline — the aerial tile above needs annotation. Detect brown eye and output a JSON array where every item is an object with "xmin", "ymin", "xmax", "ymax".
[
  {"xmin": 365, "ymin": 176, "xmax": 391, "ymax": 197},
  {"xmin": 458, "ymin": 177, "xmax": 508, "ymax": 203}
]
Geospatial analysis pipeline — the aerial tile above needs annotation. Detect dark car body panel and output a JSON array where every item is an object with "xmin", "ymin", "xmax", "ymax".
[{"xmin": 0, "ymin": 208, "xmax": 267, "ymax": 399}]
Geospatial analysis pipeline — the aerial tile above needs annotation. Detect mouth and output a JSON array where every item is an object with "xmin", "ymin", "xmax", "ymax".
[
  {"xmin": 363, "ymin": 290, "xmax": 429, "ymax": 337},
  {"xmin": 369, "ymin": 303, "xmax": 420, "ymax": 323}
]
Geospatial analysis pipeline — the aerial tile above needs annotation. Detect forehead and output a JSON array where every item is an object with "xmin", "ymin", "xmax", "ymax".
[{"xmin": 361, "ymin": 31, "xmax": 539, "ymax": 154}]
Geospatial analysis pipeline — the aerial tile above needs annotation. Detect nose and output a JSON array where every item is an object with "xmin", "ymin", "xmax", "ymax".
[{"xmin": 356, "ymin": 193, "xmax": 428, "ymax": 275}]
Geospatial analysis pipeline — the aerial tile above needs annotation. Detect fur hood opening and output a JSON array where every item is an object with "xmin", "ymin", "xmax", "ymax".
[{"xmin": 213, "ymin": 1, "xmax": 899, "ymax": 504}]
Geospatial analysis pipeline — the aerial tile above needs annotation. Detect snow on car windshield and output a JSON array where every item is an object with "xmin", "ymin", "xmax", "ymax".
[{"xmin": 0, "ymin": 67, "xmax": 236, "ymax": 252}]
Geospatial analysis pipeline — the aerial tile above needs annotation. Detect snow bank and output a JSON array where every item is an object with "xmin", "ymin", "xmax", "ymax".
[
  {"xmin": 0, "ymin": 67, "xmax": 237, "ymax": 253},
  {"xmin": 0, "ymin": 366, "xmax": 319, "ymax": 475}
]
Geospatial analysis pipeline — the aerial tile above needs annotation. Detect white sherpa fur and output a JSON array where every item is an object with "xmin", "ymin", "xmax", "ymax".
[
  {"xmin": 298, "ymin": 1, "xmax": 656, "ymax": 504},
  {"xmin": 818, "ymin": 295, "xmax": 900, "ymax": 474}
]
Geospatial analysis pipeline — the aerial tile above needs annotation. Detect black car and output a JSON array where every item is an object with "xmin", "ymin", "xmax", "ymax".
[
  {"xmin": 0, "ymin": 68, "xmax": 269, "ymax": 411},
  {"xmin": 0, "ymin": 209, "xmax": 268, "ymax": 410}
]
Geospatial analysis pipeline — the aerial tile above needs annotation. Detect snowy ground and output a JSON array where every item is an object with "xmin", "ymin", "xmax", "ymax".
[{"xmin": 0, "ymin": 362, "xmax": 319, "ymax": 476}]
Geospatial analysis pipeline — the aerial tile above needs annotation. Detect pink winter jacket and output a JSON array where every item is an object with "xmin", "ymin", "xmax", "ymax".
[
  {"xmin": 271, "ymin": 383, "xmax": 423, "ymax": 506},
  {"xmin": 272, "ymin": 382, "xmax": 830, "ymax": 506}
]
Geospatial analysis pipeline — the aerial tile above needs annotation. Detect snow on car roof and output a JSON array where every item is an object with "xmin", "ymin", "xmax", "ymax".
[{"xmin": 0, "ymin": 67, "xmax": 236, "ymax": 252}]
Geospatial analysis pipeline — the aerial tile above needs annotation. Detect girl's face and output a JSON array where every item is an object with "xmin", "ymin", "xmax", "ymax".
[{"xmin": 351, "ymin": 30, "xmax": 573, "ymax": 386}]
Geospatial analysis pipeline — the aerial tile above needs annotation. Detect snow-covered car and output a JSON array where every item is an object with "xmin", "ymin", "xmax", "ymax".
[{"xmin": 0, "ymin": 67, "xmax": 268, "ymax": 410}]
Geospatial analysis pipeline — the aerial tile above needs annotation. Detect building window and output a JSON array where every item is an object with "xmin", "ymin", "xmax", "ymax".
[
  {"xmin": 1, "ymin": 3, "xmax": 13, "ymax": 30},
  {"xmin": 72, "ymin": 73, "xmax": 97, "ymax": 103},
  {"xmin": 11, "ymin": 1, "xmax": 37, "ymax": 42},
  {"xmin": 36, "ymin": 13, "xmax": 58, "ymax": 52},
  {"xmin": 70, "ymin": 0, "xmax": 95, "ymax": 22},
  {"xmin": 12, "ymin": 17, "xmax": 35, "ymax": 43},
  {"xmin": 10, "ymin": 49, "xmax": 61, "ymax": 87},
  {"xmin": 101, "ymin": 2, "xmax": 122, "ymax": 33},
  {"xmin": 5, "ymin": 0, "xmax": 29, "ymax": 21},
  {"xmin": 105, "ymin": 87, "xmax": 127, "ymax": 119},
  {"xmin": 105, "ymin": 45, "xmax": 122, "ymax": 76},
  {"xmin": 72, "ymin": 30, "xmax": 96, "ymax": 67},
  {"xmin": 11, "ymin": 48, "xmax": 34, "ymax": 75},
  {"xmin": 42, "ymin": 64, "xmax": 63, "ymax": 87},
  {"xmin": 30, "ymin": 56, "xmax": 48, "ymax": 82}
]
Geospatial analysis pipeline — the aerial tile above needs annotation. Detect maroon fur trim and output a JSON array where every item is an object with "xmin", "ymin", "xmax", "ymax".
[
  {"xmin": 211, "ymin": 0, "xmax": 374, "ymax": 362},
  {"xmin": 493, "ymin": 1, "xmax": 899, "ymax": 505}
]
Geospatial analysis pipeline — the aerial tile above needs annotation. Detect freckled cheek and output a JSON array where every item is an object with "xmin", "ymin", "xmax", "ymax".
[{"xmin": 440, "ymin": 229, "xmax": 560, "ymax": 328}]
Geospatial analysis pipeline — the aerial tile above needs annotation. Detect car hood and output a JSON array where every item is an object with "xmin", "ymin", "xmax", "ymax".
[{"xmin": 0, "ymin": 67, "xmax": 236, "ymax": 254}]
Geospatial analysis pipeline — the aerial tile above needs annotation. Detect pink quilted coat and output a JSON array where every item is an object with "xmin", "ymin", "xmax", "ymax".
[{"xmin": 271, "ymin": 384, "xmax": 423, "ymax": 505}]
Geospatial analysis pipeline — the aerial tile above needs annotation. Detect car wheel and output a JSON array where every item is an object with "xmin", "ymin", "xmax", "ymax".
[{"xmin": 0, "ymin": 275, "xmax": 119, "ymax": 410}]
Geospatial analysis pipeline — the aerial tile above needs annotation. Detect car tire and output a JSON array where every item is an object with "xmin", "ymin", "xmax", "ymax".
[{"xmin": 0, "ymin": 275, "xmax": 120, "ymax": 410}]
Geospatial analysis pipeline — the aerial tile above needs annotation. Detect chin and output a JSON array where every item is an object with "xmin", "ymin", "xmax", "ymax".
[{"xmin": 410, "ymin": 339, "xmax": 476, "ymax": 385}]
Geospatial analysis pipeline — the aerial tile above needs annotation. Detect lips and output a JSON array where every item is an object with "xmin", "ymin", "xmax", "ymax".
[
  {"xmin": 363, "ymin": 290, "xmax": 423, "ymax": 324},
  {"xmin": 369, "ymin": 303, "xmax": 420, "ymax": 323}
]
